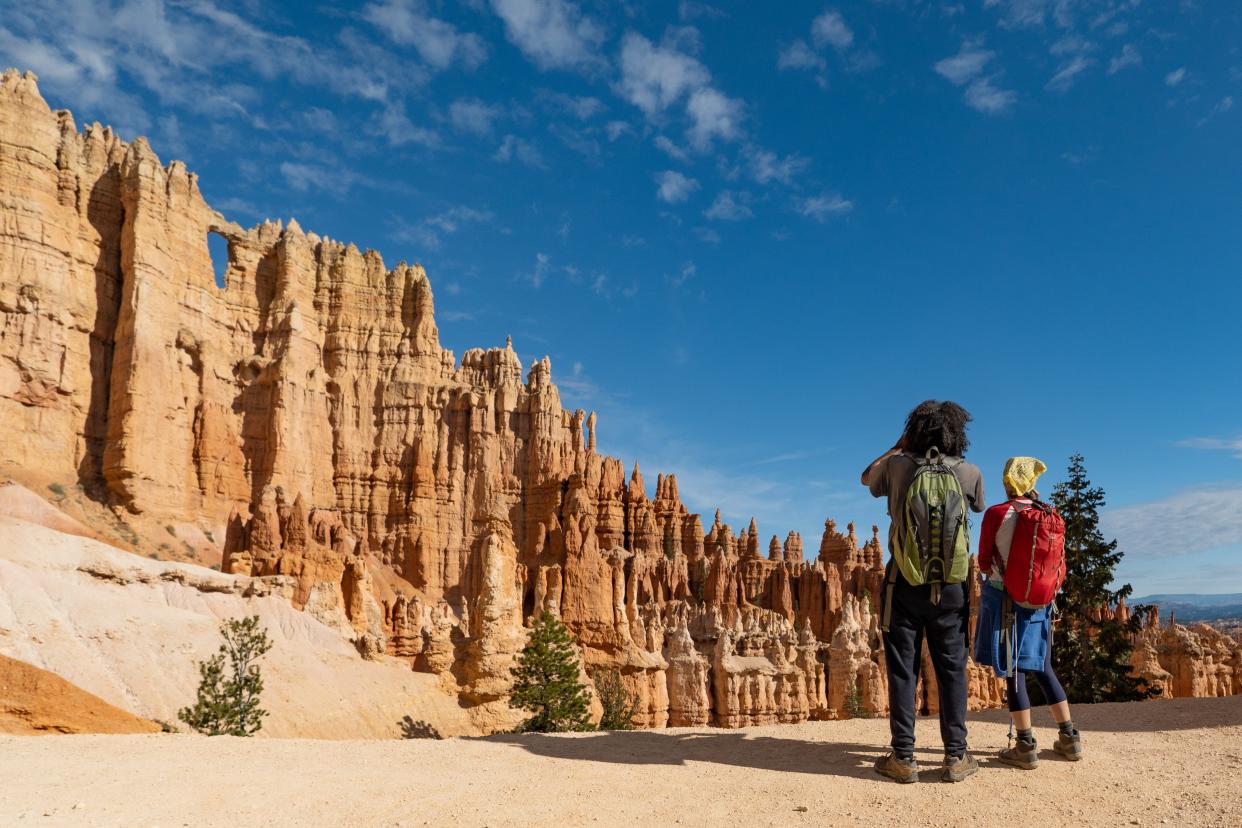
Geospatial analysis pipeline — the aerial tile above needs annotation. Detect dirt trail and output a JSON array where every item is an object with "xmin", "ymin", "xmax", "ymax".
[{"xmin": 1, "ymin": 696, "xmax": 1239, "ymax": 827}]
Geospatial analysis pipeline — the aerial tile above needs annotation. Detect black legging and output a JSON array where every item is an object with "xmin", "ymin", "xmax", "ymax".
[{"xmin": 1006, "ymin": 637, "xmax": 1067, "ymax": 712}]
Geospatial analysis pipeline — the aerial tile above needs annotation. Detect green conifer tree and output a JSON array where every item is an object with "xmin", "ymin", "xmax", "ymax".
[
  {"xmin": 509, "ymin": 612, "xmax": 594, "ymax": 733},
  {"xmin": 1049, "ymin": 455, "xmax": 1150, "ymax": 703},
  {"xmin": 179, "ymin": 615, "xmax": 273, "ymax": 736}
]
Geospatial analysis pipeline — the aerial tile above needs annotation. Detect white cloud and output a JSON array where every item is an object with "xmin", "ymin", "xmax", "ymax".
[
  {"xmin": 686, "ymin": 87, "xmax": 743, "ymax": 150},
  {"xmin": 280, "ymin": 161, "xmax": 356, "ymax": 195},
  {"xmin": 778, "ymin": 40, "xmax": 826, "ymax": 73},
  {"xmin": 670, "ymin": 260, "xmax": 696, "ymax": 288},
  {"xmin": 934, "ymin": 41, "xmax": 1014, "ymax": 112},
  {"xmin": 984, "ymin": 0, "xmax": 1068, "ymax": 30},
  {"xmin": 605, "ymin": 120, "xmax": 632, "ymax": 141},
  {"xmin": 1197, "ymin": 95, "xmax": 1234, "ymax": 127},
  {"xmin": 934, "ymin": 42, "xmax": 995, "ymax": 86},
  {"xmin": 693, "ymin": 226, "xmax": 721, "ymax": 244},
  {"xmin": 1047, "ymin": 55, "xmax": 1093, "ymax": 92},
  {"xmin": 1177, "ymin": 434, "xmax": 1242, "ymax": 460},
  {"xmin": 362, "ymin": 0, "xmax": 487, "ymax": 70},
  {"xmin": 1107, "ymin": 43, "xmax": 1141, "ymax": 75},
  {"xmin": 617, "ymin": 31, "xmax": 743, "ymax": 152},
  {"xmin": 810, "ymin": 9, "xmax": 853, "ymax": 51},
  {"xmin": 655, "ymin": 170, "xmax": 700, "ymax": 203},
  {"xmin": 0, "ymin": 0, "xmax": 414, "ymax": 139},
  {"xmin": 964, "ymin": 76, "xmax": 1017, "ymax": 114},
  {"xmin": 537, "ymin": 89, "xmax": 604, "ymax": 119},
  {"xmin": 704, "ymin": 190, "xmax": 752, "ymax": 221},
  {"xmin": 1101, "ymin": 484, "xmax": 1242, "ymax": 559},
  {"xmin": 397, "ymin": 205, "xmax": 494, "ymax": 249},
  {"xmin": 371, "ymin": 103, "xmax": 441, "ymax": 147},
  {"xmin": 617, "ymin": 31, "xmax": 711, "ymax": 116},
  {"xmin": 490, "ymin": 0, "xmax": 605, "ymax": 72},
  {"xmin": 1165, "ymin": 67, "xmax": 1187, "ymax": 87},
  {"xmin": 448, "ymin": 98, "xmax": 502, "ymax": 135},
  {"xmin": 796, "ymin": 192, "xmax": 853, "ymax": 222},
  {"xmin": 654, "ymin": 134, "xmax": 690, "ymax": 161},
  {"xmin": 494, "ymin": 134, "xmax": 546, "ymax": 167},
  {"xmin": 525, "ymin": 251, "xmax": 551, "ymax": 287},
  {"xmin": 746, "ymin": 147, "xmax": 810, "ymax": 186}
]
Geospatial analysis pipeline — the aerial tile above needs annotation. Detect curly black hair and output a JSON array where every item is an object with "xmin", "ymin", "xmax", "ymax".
[{"xmin": 900, "ymin": 400, "xmax": 972, "ymax": 458}]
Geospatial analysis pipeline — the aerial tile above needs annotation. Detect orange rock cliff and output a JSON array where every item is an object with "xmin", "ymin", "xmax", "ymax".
[{"xmin": 1, "ymin": 69, "xmax": 1235, "ymax": 727}]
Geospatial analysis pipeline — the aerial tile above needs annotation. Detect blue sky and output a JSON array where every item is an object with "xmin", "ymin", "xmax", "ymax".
[{"xmin": 3, "ymin": 0, "xmax": 1240, "ymax": 596}]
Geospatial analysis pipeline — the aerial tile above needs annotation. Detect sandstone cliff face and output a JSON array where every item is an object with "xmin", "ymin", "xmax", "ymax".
[
  {"xmin": 0, "ymin": 69, "xmax": 1014, "ymax": 728},
  {"xmin": 1127, "ymin": 606, "xmax": 1242, "ymax": 700}
]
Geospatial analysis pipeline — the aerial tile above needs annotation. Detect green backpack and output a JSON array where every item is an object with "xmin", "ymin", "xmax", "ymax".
[{"xmin": 881, "ymin": 448, "xmax": 971, "ymax": 630}]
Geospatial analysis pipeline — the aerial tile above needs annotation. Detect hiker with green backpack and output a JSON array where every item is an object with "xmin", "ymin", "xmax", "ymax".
[{"xmin": 860, "ymin": 400, "xmax": 985, "ymax": 783}]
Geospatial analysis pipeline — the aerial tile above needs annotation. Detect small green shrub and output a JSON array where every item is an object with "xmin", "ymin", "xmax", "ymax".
[
  {"xmin": 47, "ymin": 482, "xmax": 66, "ymax": 498},
  {"xmin": 179, "ymin": 615, "xmax": 272, "ymax": 736},
  {"xmin": 844, "ymin": 675, "xmax": 870, "ymax": 719},
  {"xmin": 593, "ymin": 667, "xmax": 639, "ymax": 731}
]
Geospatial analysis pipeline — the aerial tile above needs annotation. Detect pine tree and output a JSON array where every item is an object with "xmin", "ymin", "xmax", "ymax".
[
  {"xmin": 593, "ymin": 667, "xmax": 639, "ymax": 730},
  {"xmin": 1048, "ymin": 455, "xmax": 1150, "ymax": 703},
  {"xmin": 179, "ymin": 615, "xmax": 273, "ymax": 736},
  {"xmin": 843, "ymin": 674, "xmax": 870, "ymax": 719},
  {"xmin": 509, "ymin": 612, "xmax": 594, "ymax": 733}
]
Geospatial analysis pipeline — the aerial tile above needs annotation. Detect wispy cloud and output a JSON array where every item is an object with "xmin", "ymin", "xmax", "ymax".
[
  {"xmin": 745, "ymin": 146, "xmax": 810, "ymax": 186},
  {"xmin": 795, "ymin": 191, "xmax": 853, "ymax": 222},
  {"xmin": 489, "ymin": 0, "xmax": 605, "ymax": 72},
  {"xmin": 655, "ymin": 170, "xmax": 700, "ymax": 203},
  {"xmin": 495, "ymin": 133, "xmax": 546, "ymax": 167},
  {"xmin": 448, "ymin": 98, "xmax": 503, "ymax": 135},
  {"xmin": 616, "ymin": 30, "xmax": 744, "ymax": 152},
  {"xmin": 1177, "ymin": 434, "xmax": 1242, "ymax": 460},
  {"xmin": 1107, "ymin": 43, "xmax": 1141, "ymax": 75},
  {"xmin": 523, "ymin": 251, "xmax": 552, "ymax": 288},
  {"xmin": 1165, "ymin": 67, "xmax": 1187, "ymax": 87},
  {"xmin": 362, "ymin": 0, "xmax": 488, "ymax": 71},
  {"xmin": 1197, "ymin": 96, "xmax": 1233, "ymax": 128},
  {"xmin": 934, "ymin": 41, "xmax": 1016, "ymax": 114},
  {"xmin": 1102, "ymin": 484, "xmax": 1242, "ymax": 559},
  {"xmin": 704, "ymin": 190, "xmax": 752, "ymax": 221},
  {"xmin": 394, "ymin": 205, "xmax": 495, "ymax": 250},
  {"xmin": 777, "ymin": 40, "xmax": 827, "ymax": 88}
]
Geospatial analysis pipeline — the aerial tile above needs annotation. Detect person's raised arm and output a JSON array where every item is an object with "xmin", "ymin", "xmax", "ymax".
[{"xmin": 860, "ymin": 439, "xmax": 905, "ymax": 488}]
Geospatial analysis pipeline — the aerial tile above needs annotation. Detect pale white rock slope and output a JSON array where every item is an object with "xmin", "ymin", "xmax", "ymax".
[{"xmin": 0, "ymin": 487, "xmax": 510, "ymax": 738}]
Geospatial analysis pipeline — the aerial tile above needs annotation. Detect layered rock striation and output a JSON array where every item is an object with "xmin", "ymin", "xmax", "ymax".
[{"xmin": 0, "ymin": 69, "xmax": 1015, "ymax": 727}]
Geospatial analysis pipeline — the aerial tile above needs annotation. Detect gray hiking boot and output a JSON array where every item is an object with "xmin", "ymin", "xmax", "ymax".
[
  {"xmin": 1053, "ymin": 729, "xmax": 1083, "ymax": 761},
  {"xmin": 874, "ymin": 751, "xmax": 919, "ymax": 784},
  {"xmin": 998, "ymin": 738, "xmax": 1039, "ymax": 770},
  {"xmin": 942, "ymin": 752, "xmax": 979, "ymax": 782}
]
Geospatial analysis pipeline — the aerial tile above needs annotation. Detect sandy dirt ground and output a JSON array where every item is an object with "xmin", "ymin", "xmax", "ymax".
[{"xmin": 1, "ymin": 696, "xmax": 1239, "ymax": 828}]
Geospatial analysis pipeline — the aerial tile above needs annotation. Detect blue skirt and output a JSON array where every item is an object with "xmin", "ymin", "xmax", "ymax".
[{"xmin": 973, "ymin": 583, "xmax": 1051, "ymax": 677}]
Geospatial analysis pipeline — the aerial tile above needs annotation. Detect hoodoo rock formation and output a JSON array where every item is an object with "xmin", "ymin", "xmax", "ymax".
[{"xmin": 1, "ymin": 70, "xmax": 1235, "ymax": 730}]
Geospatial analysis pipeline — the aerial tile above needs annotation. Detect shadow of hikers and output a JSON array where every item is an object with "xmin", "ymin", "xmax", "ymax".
[
  {"xmin": 477, "ymin": 729, "xmax": 938, "ymax": 780},
  {"xmin": 400, "ymin": 717, "xmax": 443, "ymax": 739}
]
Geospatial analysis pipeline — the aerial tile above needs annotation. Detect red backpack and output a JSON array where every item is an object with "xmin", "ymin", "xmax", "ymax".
[{"xmin": 998, "ymin": 499, "xmax": 1066, "ymax": 609}]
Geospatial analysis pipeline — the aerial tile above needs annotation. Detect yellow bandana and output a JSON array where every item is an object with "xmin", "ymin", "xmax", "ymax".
[{"xmin": 1003, "ymin": 456, "xmax": 1047, "ymax": 498}]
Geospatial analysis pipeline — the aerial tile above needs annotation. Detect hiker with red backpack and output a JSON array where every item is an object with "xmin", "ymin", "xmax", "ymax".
[
  {"xmin": 861, "ymin": 400, "xmax": 986, "ymax": 783},
  {"xmin": 974, "ymin": 456, "xmax": 1083, "ymax": 768}
]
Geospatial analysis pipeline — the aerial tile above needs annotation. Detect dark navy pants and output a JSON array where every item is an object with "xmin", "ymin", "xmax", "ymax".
[{"xmin": 881, "ymin": 569, "xmax": 970, "ymax": 758}]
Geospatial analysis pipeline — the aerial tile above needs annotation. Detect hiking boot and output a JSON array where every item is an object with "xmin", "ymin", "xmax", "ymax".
[
  {"xmin": 1053, "ymin": 730, "xmax": 1083, "ymax": 761},
  {"xmin": 941, "ymin": 752, "xmax": 979, "ymax": 782},
  {"xmin": 873, "ymin": 751, "xmax": 919, "ymax": 784},
  {"xmin": 998, "ymin": 739, "xmax": 1039, "ymax": 770}
]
